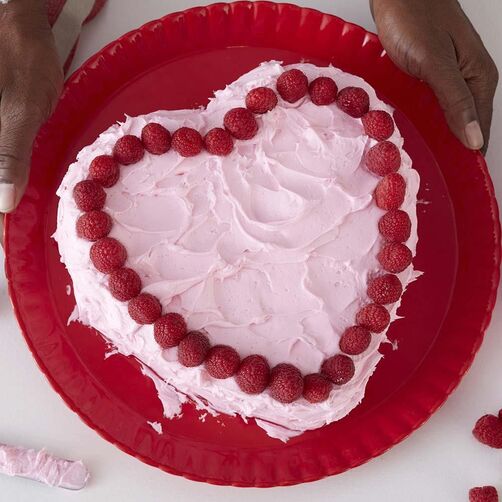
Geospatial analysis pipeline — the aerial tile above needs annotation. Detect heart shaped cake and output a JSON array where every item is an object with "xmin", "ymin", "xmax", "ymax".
[{"xmin": 54, "ymin": 61, "xmax": 420, "ymax": 441}]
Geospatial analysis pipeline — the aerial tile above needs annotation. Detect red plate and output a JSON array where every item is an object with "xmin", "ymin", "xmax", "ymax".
[{"xmin": 4, "ymin": 2, "xmax": 500, "ymax": 487}]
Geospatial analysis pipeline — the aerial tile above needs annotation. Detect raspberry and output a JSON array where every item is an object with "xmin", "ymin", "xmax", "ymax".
[
  {"xmin": 88, "ymin": 155, "xmax": 120, "ymax": 188},
  {"xmin": 141, "ymin": 123, "xmax": 171, "ymax": 155},
  {"xmin": 302, "ymin": 373, "xmax": 333, "ymax": 403},
  {"xmin": 128, "ymin": 293, "xmax": 162, "ymax": 324},
  {"xmin": 473, "ymin": 414, "xmax": 502, "ymax": 448},
  {"xmin": 339, "ymin": 326, "xmax": 372, "ymax": 355},
  {"xmin": 76, "ymin": 210, "xmax": 112, "ymax": 241},
  {"xmin": 113, "ymin": 135, "xmax": 145, "ymax": 165},
  {"xmin": 375, "ymin": 173, "xmax": 406, "ymax": 210},
  {"xmin": 365, "ymin": 141, "xmax": 401, "ymax": 177},
  {"xmin": 269, "ymin": 363, "xmax": 304, "ymax": 403},
  {"xmin": 224, "ymin": 108, "xmax": 258, "ymax": 140},
  {"xmin": 73, "ymin": 180, "xmax": 106, "ymax": 212},
  {"xmin": 178, "ymin": 331, "xmax": 210, "ymax": 367},
  {"xmin": 378, "ymin": 242, "xmax": 413, "ymax": 273},
  {"xmin": 154, "ymin": 313, "xmax": 187, "ymax": 348},
  {"xmin": 108, "ymin": 267, "xmax": 142, "ymax": 302},
  {"xmin": 205, "ymin": 345, "xmax": 240, "ymax": 379},
  {"xmin": 90, "ymin": 237, "xmax": 126, "ymax": 273},
  {"xmin": 245, "ymin": 87, "xmax": 278, "ymax": 114},
  {"xmin": 321, "ymin": 354, "xmax": 355, "ymax": 385},
  {"xmin": 469, "ymin": 486, "xmax": 499, "ymax": 502},
  {"xmin": 204, "ymin": 127, "xmax": 234, "ymax": 156},
  {"xmin": 378, "ymin": 210, "xmax": 411, "ymax": 242},
  {"xmin": 499, "ymin": 409, "xmax": 502, "ymax": 420},
  {"xmin": 362, "ymin": 110, "xmax": 395, "ymax": 140},
  {"xmin": 172, "ymin": 127, "xmax": 203, "ymax": 157},
  {"xmin": 356, "ymin": 303, "xmax": 391, "ymax": 333},
  {"xmin": 309, "ymin": 77, "xmax": 338, "ymax": 106},
  {"xmin": 367, "ymin": 274, "xmax": 403, "ymax": 304},
  {"xmin": 276, "ymin": 69, "xmax": 309, "ymax": 103},
  {"xmin": 336, "ymin": 87, "xmax": 370, "ymax": 118},
  {"xmin": 235, "ymin": 355, "xmax": 270, "ymax": 394}
]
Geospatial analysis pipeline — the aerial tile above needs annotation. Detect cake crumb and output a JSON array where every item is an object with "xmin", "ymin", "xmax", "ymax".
[
  {"xmin": 417, "ymin": 199, "xmax": 432, "ymax": 205},
  {"xmin": 147, "ymin": 421, "xmax": 163, "ymax": 434},
  {"xmin": 104, "ymin": 347, "xmax": 119, "ymax": 359}
]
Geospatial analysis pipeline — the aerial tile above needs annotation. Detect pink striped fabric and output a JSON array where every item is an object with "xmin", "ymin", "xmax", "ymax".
[
  {"xmin": 46, "ymin": 0, "xmax": 106, "ymax": 26},
  {"xmin": 45, "ymin": 0, "xmax": 107, "ymax": 72}
]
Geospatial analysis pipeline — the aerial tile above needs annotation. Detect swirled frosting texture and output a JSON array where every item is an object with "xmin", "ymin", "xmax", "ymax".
[{"xmin": 54, "ymin": 61, "xmax": 420, "ymax": 439}]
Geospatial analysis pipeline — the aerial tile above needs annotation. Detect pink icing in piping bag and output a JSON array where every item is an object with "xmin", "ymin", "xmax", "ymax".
[{"xmin": 0, "ymin": 443, "xmax": 89, "ymax": 490}]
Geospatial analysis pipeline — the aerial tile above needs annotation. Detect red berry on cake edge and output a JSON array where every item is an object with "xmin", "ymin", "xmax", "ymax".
[
  {"xmin": 128, "ymin": 293, "xmax": 162, "ymax": 325},
  {"xmin": 339, "ymin": 326, "xmax": 372, "ymax": 355},
  {"xmin": 204, "ymin": 127, "xmax": 234, "ymax": 156},
  {"xmin": 178, "ymin": 331, "xmax": 210, "ymax": 367},
  {"xmin": 90, "ymin": 237, "xmax": 127, "ymax": 274},
  {"xmin": 245, "ymin": 87, "xmax": 278, "ymax": 114},
  {"xmin": 469, "ymin": 486, "xmax": 499, "ymax": 502},
  {"xmin": 375, "ymin": 172, "xmax": 406, "ymax": 210},
  {"xmin": 224, "ymin": 107, "xmax": 258, "ymax": 140},
  {"xmin": 365, "ymin": 141, "xmax": 401, "ymax": 177},
  {"xmin": 205, "ymin": 345, "xmax": 240, "ymax": 379},
  {"xmin": 303, "ymin": 373, "xmax": 333, "ymax": 403},
  {"xmin": 362, "ymin": 110, "xmax": 395, "ymax": 141},
  {"xmin": 141, "ymin": 123, "xmax": 171, "ymax": 155},
  {"xmin": 276, "ymin": 69, "xmax": 309, "ymax": 103},
  {"xmin": 108, "ymin": 267, "xmax": 142, "ymax": 302},
  {"xmin": 113, "ymin": 135, "xmax": 145, "ymax": 165},
  {"xmin": 172, "ymin": 127, "xmax": 204, "ymax": 157},
  {"xmin": 336, "ymin": 86, "xmax": 370, "ymax": 118},
  {"xmin": 154, "ymin": 313, "xmax": 187, "ymax": 348},
  {"xmin": 76, "ymin": 210, "xmax": 112, "ymax": 241},
  {"xmin": 321, "ymin": 354, "xmax": 355, "ymax": 385},
  {"xmin": 473, "ymin": 414, "xmax": 502, "ymax": 448},
  {"xmin": 309, "ymin": 76, "xmax": 338, "ymax": 106},
  {"xmin": 73, "ymin": 179, "xmax": 106, "ymax": 212},
  {"xmin": 269, "ymin": 363, "xmax": 304, "ymax": 403},
  {"xmin": 88, "ymin": 155, "xmax": 120, "ymax": 188},
  {"xmin": 235, "ymin": 355, "xmax": 270, "ymax": 394},
  {"xmin": 378, "ymin": 242, "xmax": 413, "ymax": 273},
  {"xmin": 356, "ymin": 303, "xmax": 391, "ymax": 333},
  {"xmin": 367, "ymin": 274, "xmax": 403, "ymax": 305},
  {"xmin": 378, "ymin": 210, "xmax": 412, "ymax": 243}
]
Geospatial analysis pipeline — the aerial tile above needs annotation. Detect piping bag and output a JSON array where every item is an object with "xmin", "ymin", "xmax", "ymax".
[{"xmin": 0, "ymin": 443, "xmax": 89, "ymax": 489}]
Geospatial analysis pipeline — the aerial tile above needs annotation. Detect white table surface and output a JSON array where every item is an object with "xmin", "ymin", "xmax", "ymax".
[{"xmin": 1, "ymin": 1, "xmax": 501, "ymax": 500}]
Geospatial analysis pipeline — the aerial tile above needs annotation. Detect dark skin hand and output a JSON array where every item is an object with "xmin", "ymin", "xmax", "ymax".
[
  {"xmin": 0, "ymin": 0, "xmax": 62, "ymax": 223},
  {"xmin": 0, "ymin": 0, "xmax": 498, "ymax": 225},
  {"xmin": 371, "ymin": 0, "xmax": 498, "ymax": 154}
]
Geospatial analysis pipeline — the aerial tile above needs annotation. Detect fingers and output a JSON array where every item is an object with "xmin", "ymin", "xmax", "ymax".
[
  {"xmin": 0, "ymin": 87, "xmax": 48, "ymax": 213},
  {"xmin": 448, "ymin": 8, "xmax": 499, "ymax": 153},
  {"xmin": 463, "ymin": 57, "xmax": 499, "ymax": 154},
  {"xmin": 421, "ymin": 57, "xmax": 484, "ymax": 151}
]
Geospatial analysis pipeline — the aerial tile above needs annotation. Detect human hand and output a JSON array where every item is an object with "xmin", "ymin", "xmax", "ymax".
[
  {"xmin": 370, "ymin": 0, "xmax": 498, "ymax": 153},
  {"xmin": 0, "ymin": 0, "xmax": 63, "ymax": 218}
]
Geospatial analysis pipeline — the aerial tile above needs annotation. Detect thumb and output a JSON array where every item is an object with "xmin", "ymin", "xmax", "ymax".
[
  {"xmin": 422, "ymin": 59, "xmax": 484, "ymax": 151},
  {"xmin": 0, "ymin": 93, "xmax": 45, "ymax": 213}
]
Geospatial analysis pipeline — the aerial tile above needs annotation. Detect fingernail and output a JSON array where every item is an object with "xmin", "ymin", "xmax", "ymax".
[
  {"xmin": 0, "ymin": 183, "xmax": 16, "ymax": 213},
  {"xmin": 465, "ymin": 121, "xmax": 484, "ymax": 150}
]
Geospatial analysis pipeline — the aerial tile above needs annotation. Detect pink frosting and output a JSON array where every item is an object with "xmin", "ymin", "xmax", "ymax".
[
  {"xmin": 54, "ymin": 61, "xmax": 420, "ymax": 440},
  {"xmin": 0, "ymin": 444, "xmax": 89, "ymax": 490}
]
